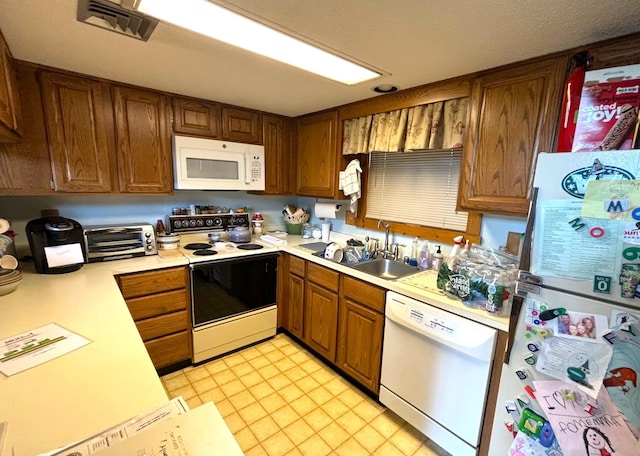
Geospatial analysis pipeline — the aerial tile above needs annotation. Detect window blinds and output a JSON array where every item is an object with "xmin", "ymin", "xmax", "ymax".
[{"xmin": 366, "ymin": 150, "xmax": 469, "ymax": 231}]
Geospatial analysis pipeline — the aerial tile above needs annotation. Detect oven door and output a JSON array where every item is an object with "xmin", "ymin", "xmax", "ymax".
[{"xmin": 190, "ymin": 253, "xmax": 278, "ymax": 327}]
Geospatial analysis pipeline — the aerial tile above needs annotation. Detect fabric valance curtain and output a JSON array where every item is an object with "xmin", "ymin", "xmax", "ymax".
[{"xmin": 342, "ymin": 97, "xmax": 468, "ymax": 155}]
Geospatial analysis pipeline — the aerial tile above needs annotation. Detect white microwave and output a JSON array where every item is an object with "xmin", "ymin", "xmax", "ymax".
[{"xmin": 172, "ymin": 135, "xmax": 265, "ymax": 191}]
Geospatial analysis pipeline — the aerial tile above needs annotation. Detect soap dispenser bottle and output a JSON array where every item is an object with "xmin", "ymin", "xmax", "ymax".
[
  {"xmin": 418, "ymin": 241, "xmax": 430, "ymax": 270},
  {"xmin": 432, "ymin": 245, "xmax": 444, "ymax": 270}
]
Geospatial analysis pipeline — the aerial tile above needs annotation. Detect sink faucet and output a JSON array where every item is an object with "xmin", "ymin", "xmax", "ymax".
[{"xmin": 376, "ymin": 220, "xmax": 394, "ymax": 259}]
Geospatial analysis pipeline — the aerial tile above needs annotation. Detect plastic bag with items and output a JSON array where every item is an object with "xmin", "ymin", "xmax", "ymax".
[{"xmin": 436, "ymin": 245, "xmax": 519, "ymax": 315}]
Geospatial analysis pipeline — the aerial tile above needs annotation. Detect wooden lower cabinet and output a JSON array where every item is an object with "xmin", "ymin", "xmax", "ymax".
[
  {"xmin": 279, "ymin": 254, "xmax": 386, "ymax": 395},
  {"xmin": 116, "ymin": 266, "xmax": 191, "ymax": 370},
  {"xmin": 305, "ymin": 281, "xmax": 339, "ymax": 362},
  {"xmin": 285, "ymin": 255, "xmax": 306, "ymax": 339},
  {"xmin": 337, "ymin": 276, "xmax": 385, "ymax": 394}
]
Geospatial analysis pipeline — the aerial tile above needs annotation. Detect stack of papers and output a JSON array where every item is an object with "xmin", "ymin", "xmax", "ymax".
[{"xmin": 260, "ymin": 235, "xmax": 287, "ymax": 246}]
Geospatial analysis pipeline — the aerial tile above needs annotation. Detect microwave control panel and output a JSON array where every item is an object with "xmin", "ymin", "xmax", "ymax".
[{"xmin": 250, "ymin": 155, "xmax": 263, "ymax": 183}]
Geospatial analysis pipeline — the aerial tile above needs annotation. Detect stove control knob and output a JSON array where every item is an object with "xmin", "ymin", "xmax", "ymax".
[
  {"xmin": 181, "ymin": 220, "xmax": 189, "ymax": 228},
  {"xmin": 196, "ymin": 219, "xmax": 204, "ymax": 227},
  {"xmin": 213, "ymin": 217, "xmax": 222, "ymax": 226},
  {"xmin": 189, "ymin": 219, "xmax": 197, "ymax": 227},
  {"xmin": 205, "ymin": 219, "xmax": 214, "ymax": 226},
  {"xmin": 173, "ymin": 220, "xmax": 181, "ymax": 229}
]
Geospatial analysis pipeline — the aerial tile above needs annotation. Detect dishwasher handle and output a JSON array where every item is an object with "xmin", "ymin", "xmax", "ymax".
[{"xmin": 386, "ymin": 294, "xmax": 497, "ymax": 362}]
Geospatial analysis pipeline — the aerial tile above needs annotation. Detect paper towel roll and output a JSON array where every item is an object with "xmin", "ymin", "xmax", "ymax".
[{"xmin": 315, "ymin": 203, "xmax": 340, "ymax": 219}]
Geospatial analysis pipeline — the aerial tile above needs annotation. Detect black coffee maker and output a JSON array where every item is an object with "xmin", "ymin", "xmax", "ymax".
[{"xmin": 26, "ymin": 216, "xmax": 86, "ymax": 274}]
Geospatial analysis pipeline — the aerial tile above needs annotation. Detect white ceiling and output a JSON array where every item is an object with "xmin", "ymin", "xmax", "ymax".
[{"xmin": 1, "ymin": 0, "xmax": 640, "ymax": 117}]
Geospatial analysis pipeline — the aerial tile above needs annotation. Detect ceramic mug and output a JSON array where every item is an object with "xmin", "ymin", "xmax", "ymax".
[{"xmin": 324, "ymin": 242, "xmax": 343, "ymax": 263}]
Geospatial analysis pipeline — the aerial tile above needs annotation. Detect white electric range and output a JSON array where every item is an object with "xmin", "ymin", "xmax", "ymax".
[{"xmin": 168, "ymin": 214, "xmax": 280, "ymax": 363}]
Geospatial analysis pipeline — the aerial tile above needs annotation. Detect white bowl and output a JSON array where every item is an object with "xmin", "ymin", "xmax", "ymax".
[{"xmin": 0, "ymin": 273, "xmax": 22, "ymax": 296}]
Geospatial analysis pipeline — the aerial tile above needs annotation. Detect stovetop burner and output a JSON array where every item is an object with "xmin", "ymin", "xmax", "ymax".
[
  {"xmin": 193, "ymin": 249, "xmax": 218, "ymax": 256},
  {"xmin": 236, "ymin": 243, "xmax": 264, "ymax": 250},
  {"xmin": 184, "ymin": 243, "xmax": 212, "ymax": 250}
]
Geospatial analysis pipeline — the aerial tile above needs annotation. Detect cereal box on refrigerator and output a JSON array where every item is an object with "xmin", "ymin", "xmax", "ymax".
[{"xmin": 571, "ymin": 64, "xmax": 640, "ymax": 152}]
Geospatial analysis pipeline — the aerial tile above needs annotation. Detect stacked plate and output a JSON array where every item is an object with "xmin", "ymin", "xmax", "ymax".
[{"xmin": 0, "ymin": 269, "xmax": 22, "ymax": 296}]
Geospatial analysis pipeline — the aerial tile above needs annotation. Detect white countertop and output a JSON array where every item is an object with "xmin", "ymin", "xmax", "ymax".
[
  {"xmin": 0, "ymin": 233, "xmax": 508, "ymax": 455},
  {"xmin": 0, "ymin": 255, "xmax": 189, "ymax": 456},
  {"xmin": 282, "ymin": 235, "xmax": 510, "ymax": 332}
]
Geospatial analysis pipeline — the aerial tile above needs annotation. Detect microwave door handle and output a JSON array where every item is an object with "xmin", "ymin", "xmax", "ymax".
[{"xmin": 244, "ymin": 154, "xmax": 250, "ymax": 184}]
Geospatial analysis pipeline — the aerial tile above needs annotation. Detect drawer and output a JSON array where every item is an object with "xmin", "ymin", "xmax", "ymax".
[
  {"xmin": 145, "ymin": 330, "xmax": 191, "ymax": 369},
  {"xmin": 126, "ymin": 289, "xmax": 188, "ymax": 320},
  {"xmin": 289, "ymin": 255, "xmax": 306, "ymax": 276},
  {"xmin": 118, "ymin": 267, "xmax": 187, "ymax": 298},
  {"xmin": 341, "ymin": 275, "xmax": 385, "ymax": 313},
  {"xmin": 307, "ymin": 261, "xmax": 339, "ymax": 290},
  {"xmin": 135, "ymin": 310, "xmax": 189, "ymax": 341}
]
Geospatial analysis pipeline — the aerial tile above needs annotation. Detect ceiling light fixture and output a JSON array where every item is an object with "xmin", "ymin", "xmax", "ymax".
[
  {"xmin": 372, "ymin": 84, "xmax": 399, "ymax": 93},
  {"xmin": 135, "ymin": 0, "xmax": 381, "ymax": 85}
]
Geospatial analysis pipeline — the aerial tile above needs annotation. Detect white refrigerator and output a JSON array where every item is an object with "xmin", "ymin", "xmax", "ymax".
[{"xmin": 489, "ymin": 150, "xmax": 640, "ymax": 455}]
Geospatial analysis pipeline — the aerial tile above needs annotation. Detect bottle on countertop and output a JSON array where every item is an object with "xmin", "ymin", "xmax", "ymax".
[
  {"xmin": 446, "ymin": 235, "xmax": 464, "ymax": 268},
  {"xmin": 409, "ymin": 237, "xmax": 419, "ymax": 267},
  {"xmin": 432, "ymin": 245, "xmax": 444, "ymax": 270},
  {"xmin": 418, "ymin": 241, "xmax": 430, "ymax": 270}
]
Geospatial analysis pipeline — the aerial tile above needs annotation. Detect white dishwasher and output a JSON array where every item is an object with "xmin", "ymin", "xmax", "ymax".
[{"xmin": 379, "ymin": 291, "xmax": 497, "ymax": 456}]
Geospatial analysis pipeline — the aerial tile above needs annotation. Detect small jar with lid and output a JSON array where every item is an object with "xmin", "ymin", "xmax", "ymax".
[{"xmin": 252, "ymin": 213, "xmax": 264, "ymax": 235}]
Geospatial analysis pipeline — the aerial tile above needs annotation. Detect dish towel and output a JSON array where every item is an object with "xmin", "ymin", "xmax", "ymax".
[{"xmin": 339, "ymin": 159, "xmax": 363, "ymax": 213}]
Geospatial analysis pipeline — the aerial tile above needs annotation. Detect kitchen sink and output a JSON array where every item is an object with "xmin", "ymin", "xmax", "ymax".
[{"xmin": 348, "ymin": 258, "xmax": 418, "ymax": 280}]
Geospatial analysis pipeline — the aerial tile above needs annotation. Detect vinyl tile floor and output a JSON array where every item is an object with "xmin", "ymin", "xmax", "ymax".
[{"xmin": 161, "ymin": 333, "xmax": 451, "ymax": 456}]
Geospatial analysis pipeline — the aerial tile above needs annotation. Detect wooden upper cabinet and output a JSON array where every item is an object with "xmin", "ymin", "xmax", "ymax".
[
  {"xmin": 113, "ymin": 85, "xmax": 172, "ymax": 193},
  {"xmin": 259, "ymin": 114, "xmax": 294, "ymax": 194},
  {"xmin": 172, "ymin": 97, "xmax": 221, "ymax": 138},
  {"xmin": 40, "ymin": 72, "xmax": 115, "ymax": 192},
  {"xmin": 588, "ymin": 34, "xmax": 640, "ymax": 70},
  {"xmin": 296, "ymin": 110, "xmax": 339, "ymax": 198},
  {"xmin": 0, "ymin": 31, "xmax": 22, "ymax": 142},
  {"xmin": 458, "ymin": 56, "xmax": 568, "ymax": 216},
  {"xmin": 222, "ymin": 106, "xmax": 262, "ymax": 144}
]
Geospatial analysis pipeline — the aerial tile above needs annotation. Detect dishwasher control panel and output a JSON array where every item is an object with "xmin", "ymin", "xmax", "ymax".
[{"xmin": 408, "ymin": 306, "xmax": 456, "ymax": 335}]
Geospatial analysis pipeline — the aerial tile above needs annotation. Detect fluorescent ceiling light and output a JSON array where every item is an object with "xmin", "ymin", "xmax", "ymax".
[{"xmin": 136, "ymin": 0, "xmax": 381, "ymax": 85}]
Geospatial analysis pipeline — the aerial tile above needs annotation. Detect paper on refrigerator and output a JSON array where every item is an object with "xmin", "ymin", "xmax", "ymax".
[{"xmin": 532, "ymin": 199, "xmax": 621, "ymax": 280}]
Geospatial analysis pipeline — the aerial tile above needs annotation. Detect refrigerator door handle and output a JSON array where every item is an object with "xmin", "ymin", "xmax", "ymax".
[{"xmin": 503, "ymin": 294, "xmax": 525, "ymax": 364}]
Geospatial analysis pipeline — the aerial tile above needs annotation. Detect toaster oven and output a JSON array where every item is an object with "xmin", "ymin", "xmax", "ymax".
[{"xmin": 83, "ymin": 223, "xmax": 157, "ymax": 262}]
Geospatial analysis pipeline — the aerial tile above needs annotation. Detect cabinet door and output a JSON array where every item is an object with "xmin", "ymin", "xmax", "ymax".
[
  {"xmin": 0, "ymin": 63, "xmax": 53, "ymax": 194},
  {"xmin": 172, "ymin": 97, "xmax": 221, "ymax": 138},
  {"xmin": 287, "ymin": 273, "xmax": 305, "ymax": 339},
  {"xmin": 588, "ymin": 34, "xmax": 640, "ymax": 70},
  {"xmin": 296, "ymin": 110, "xmax": 339, "ymax": 198},
  {"xmin": 336, "ymin": 298, "xmax": 384, "ymax": 394},
  {"xmin": 113, "ymin": 86, "xmax": 172, "ymax": 193},
  {"xmin": 458, "ymin": 56, "xmax": 567, "ymax": 216},
  {"xmin": 0, "ymin": 32, "xmax": 22, "ymax": 142},
  {"xmin": 221, "ymin": 106, "xmax": 262, "ymax": 144},
  {"xmin": 40, "ymin": 72, "xmax": 115, "ymax": 192},
  {"xmin": 260, "ymin": 114, "xmax": 294, "ymax": 194},
  {"xmin": 304, "ymin": 281, "xmax": 339, "ymax": 362}
]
